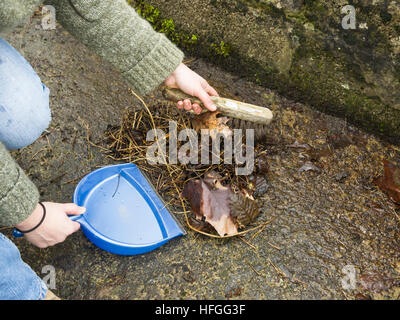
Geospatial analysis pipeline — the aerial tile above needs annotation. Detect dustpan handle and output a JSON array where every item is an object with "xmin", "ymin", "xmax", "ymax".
[{"xmin": 12, "ymin": 214, "xmax": 86, "ymax": 238}]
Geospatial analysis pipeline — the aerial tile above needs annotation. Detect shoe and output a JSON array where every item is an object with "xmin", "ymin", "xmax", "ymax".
[{"xmin": 44, "ymin": 289, "xmax": 61, "ymax": 300}]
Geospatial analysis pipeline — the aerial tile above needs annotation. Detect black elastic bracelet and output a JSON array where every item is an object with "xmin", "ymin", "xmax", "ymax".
[{"xmin": 15, "ymin": 202, "xmax": 46, "ymax": 234}]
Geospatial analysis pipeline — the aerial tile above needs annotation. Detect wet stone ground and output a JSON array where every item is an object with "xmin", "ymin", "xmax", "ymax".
[{"xmin": 1, "ymin": 17, "xmax": 399, "ymax": 300}]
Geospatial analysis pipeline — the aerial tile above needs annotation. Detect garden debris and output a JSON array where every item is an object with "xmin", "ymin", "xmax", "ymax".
[
  {"xmin": 373, "ymin": 160, "xmax": 400, "ymax": 204},
  {"xmin": 181, "ymin": 171, "xmax": 259, "ymax": 236},
  {"xmin": 335, "ymin": 171, "xmax": 349, "ymax": 182},
  {"xmin": 230, "ymin": 190, "xmax": 260, "ymax": 229},
  {"xmin": 305, "ymin": 147, "xmax": 332, "ymax": 162},
  {"xmin": 191, "ymin": 111, "xmax": 232, "ymax": 140},
  {"xmin": 225, "ymin": 287, "xmax": 242, "ymax": 298},
  {"xmin": 249, "ymin": 153, "xmax": 270, "ymax": 197},
  {"xmin": 188, "ymin": 215, "xmax": 214, "ymax": 233},
  {"xmin": 327, "ymin": 133, "xmax": 354, "ymax": 149},
  {"xmin": 287, "ymin": 140, "xmax": 331, "ymax": 162},
  {"xmin": 355, "ymin": 293, "xmax": 372, "ymax": 300},
  {"xmin": 104, "ymin": 99, "xmax": 268, "ymax": 238},
  {"xmin": 250, "ymin": 175, "xmax": 269, "ymax": 198},
  {"xmin": 298, "ymin": 161, "xmax": 321, "ymax": 173},
  {"xmin": 256, "ymin": 154, "xmax": 270, "ymax": 175},
  {"xmin": 366, "ymin": 201, "xmax": 386, "ymax": 215},
  {"xmin": 287, "ymin": 140, "xmax": 311, "ymax": 150},
  {"xmin": 182, "ymin": 171, "xmax": 237, "ymax": 236},
  {"xmin": 359, "ymin": 270, "xmax": 400, "ymax": 293}
]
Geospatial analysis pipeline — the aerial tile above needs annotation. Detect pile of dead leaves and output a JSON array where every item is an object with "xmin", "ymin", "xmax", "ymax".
[
  {"xmin": 182, "ymin": 171, "xmax": 259, "ymax": 236},
  {"xmin": 104, "ymin": 99, "xmax": 271, "ymax": 237}
]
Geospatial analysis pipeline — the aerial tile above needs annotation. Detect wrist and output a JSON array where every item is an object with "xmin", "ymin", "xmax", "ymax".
[
  {"xmin": 164, "ymin": 63, "xmax": 184, "ymax": 87},
  {"xmin": 15, "ymin": 202, "xmax": 44, "ymax": 230}
]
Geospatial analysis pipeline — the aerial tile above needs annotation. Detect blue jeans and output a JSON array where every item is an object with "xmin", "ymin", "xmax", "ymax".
[
  {"xmin": 0, "ymin": 234, "xmax": 47, "ymax": 300},
  {"xmin": 0, "ymin": 37, "xmax": 51, "ymax": 150},
  {"xmin": 0, "ymin": 37, "xmax": 51, "ymax": 299}
]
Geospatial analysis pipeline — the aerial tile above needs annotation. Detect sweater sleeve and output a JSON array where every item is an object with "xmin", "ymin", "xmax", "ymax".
[
  {"xmin": 44, "ymin": 0, "xmax": 184, "ymax": 95},
  {"xmin": 0, "ymin": 143, "xmax": 39, "ymax": 226}
]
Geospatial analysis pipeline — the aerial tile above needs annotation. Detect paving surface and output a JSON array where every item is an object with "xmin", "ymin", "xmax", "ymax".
[{"xmin": 1, "ymin": 16, "xmax": 399, "ymax": 300}]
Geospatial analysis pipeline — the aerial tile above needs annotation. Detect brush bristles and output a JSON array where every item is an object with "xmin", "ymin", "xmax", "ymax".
[{"xmin": 227, "ymin": 119, "xmax": 268, "ymax": 141}]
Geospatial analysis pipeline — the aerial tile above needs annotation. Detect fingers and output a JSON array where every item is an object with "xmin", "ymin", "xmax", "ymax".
[
  {"xmin": 202, "ymin": 81, "xmax": 219, "ymax": 97},
  {"xmin": 192, "ymin": 103, "xmax": 202, "ymax": 114},
  {"xmin": 59, "ymin": 218, "xmax": 80, "ymax": 241},
  {"xmin": 62, "ymin": 203, "xmax": 86, "ymax": 215},
  {"xmin": 174, "ymin": 78, "xmax": 219, "ymax": 113},
  {"xmin": 63, "ymin": 204, "xmax": 84, "ymax": 232},
  {"xmin": 196, "ymin": 90, "xmax": 217, "ymax": 112},
  {"xmin": 183, "ymin": 99, "xmax": 192, "ymax": 111},
  {"xmin": 64, "ymin": 208, "xmax": 81, "ymax": 235},
  {"xmin": 70, "ymin": 221, "xmax": 81, "ymax": 233},
  {"xmin": 208, "ymin": 87, "xmax": 219, "ymax": 97},
  {"xmin": 63, "ymin": 203, "xmax": 82, "ymax": 234},
  {"xmin": 176, "ymin": 100, "xmax": 202, "ymax": 114},
  {"xmin": 24, "ymin": 202, "xmax": 84, "ymax": 248}
]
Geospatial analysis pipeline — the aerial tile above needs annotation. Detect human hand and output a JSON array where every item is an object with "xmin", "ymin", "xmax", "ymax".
[
  {"xmin": 15, "ymin": 202, "xmax": 85, "ymax": 249},
  {"xmin": 164, "ymin": 63, "xmax": 219, "ymax": 114}
]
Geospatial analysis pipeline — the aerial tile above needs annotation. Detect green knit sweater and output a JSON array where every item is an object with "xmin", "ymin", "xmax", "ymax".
[{"xmin": 0, "ymin": 0, "xmax": 184, "ymax": 226}]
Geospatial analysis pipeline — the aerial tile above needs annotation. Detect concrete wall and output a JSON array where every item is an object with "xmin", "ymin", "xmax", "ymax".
[{"xmin": 133, "ymin": 0, "xmax": 400, "ymax": 144}]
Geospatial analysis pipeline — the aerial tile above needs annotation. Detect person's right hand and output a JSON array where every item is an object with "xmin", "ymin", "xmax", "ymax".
[
  {"xmin": 164, "ymin": 63, "xmax": 219, "ymax": 114},
  {"xmin": 15, "ymin": 202, "xmax": 85, "ymax": 249}
]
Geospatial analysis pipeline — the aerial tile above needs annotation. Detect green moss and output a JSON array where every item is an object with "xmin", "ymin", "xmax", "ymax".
[
  {"xmin": 241, "ymin": 0, "xmax": 328, "ymax": 32},
  {"xmin": 286, "ymin": 11, "xmax": 309, "ymax": 25},
  {"xmin": 129, "ymin": 0, "xmax": 199, "ymax": 50},
  {"xmin": 236, "ymin": 0, "xmax": 286, "ymax": 19},
  {"xmin": 210, "ymin": 40, "xmax": 232, "ymax": 57},
  {"xmin": 299, "ymin": 1, "xmax": 328, "ymax": 26},
  {"xmin": 287, "ymin": 47, "xmax": 400, "ymax": 139}
]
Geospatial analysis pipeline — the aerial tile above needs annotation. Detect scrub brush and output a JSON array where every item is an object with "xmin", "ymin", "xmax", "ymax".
[{"xmin": 162, "ymin": 87, "xmax": 273, "ymax": 140}]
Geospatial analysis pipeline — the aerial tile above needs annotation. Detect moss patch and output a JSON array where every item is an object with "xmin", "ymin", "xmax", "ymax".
[
  {"xmin": 210, "ymin": 40, "xmax": 232, "ymax": 57},
  {"xmin": 129, "ymin": 0, "xmax": 199, "ymax": 50}
]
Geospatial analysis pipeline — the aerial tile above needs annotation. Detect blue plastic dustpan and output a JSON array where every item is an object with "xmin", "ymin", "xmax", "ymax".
[{"xmin": 70, "ymin": 163, "xmax": 186, "ymax": 255}]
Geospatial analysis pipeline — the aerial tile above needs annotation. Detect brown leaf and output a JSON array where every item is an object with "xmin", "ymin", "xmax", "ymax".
[
  {"xmin": 203, "ymin": 170, "xmax": 224, "ymax": 189},
  {"xmin": 191, "ymin": 112, "xmax": 232, "ymax": 140},
  {"xmin": 230, "ymin": 191, "xmax": 259, "ymax": 229},
  {"xmin": 306, "ymin": 147, "xmax": 332, "ymax": 162},
  {"xmin": 182, "ymin": 171, "xmax": 259, "ymax": 236},
  {"xmin": 373, "ymin": 160, "xmax": 400, "ymax": 204},
  {"xmin": 355, "ymin": 293, "xmax": 371, "ymax": 300},
  {"xmin": 182, "ymin": 175, "xmax": 238, "ymax": 236},
  {"xmin": 225, "ymin": 287, "xmax": 242, "ymax": 298},
  {"xmin": 250, "ymin": 175, "xmax": 269, "ymax": 198},
  {"xmin": 327, "ymin": 133, "xmax": 354, "ymax": 149},
  {"xmin": 188, "ymin": 215, "xmax": 213, "ymax": 233},
  {"xmin": 366, "ymin": 201, "xmax": 385, "ymax": 214},
  {"xmin": 256, "ymin": 154, "xmax": 269, "ymax": 176},
  {"xmin": 359, "ymin": 271, "xmax": 399, "ymax": 293}
]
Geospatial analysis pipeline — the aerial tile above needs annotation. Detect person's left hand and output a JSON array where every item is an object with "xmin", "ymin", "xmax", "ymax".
[
  {"xmin": 15, "ymin": 202, "xmax": 84, "ymax": 249},
  {"xmin": 164, "ymin": 63, "xmax": 219, "ymax": 114}
]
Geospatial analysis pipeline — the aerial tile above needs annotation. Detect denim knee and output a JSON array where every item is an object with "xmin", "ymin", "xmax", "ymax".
[
  {"xmin": 0, "ymin": 233, "xmax": 47, "ymax": 300},
  {"xmin": 0, "ymin": 38, "xmax": 51, "ymax": 150}
]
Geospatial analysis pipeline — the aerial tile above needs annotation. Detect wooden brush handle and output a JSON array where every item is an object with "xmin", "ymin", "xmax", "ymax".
[{"xmin": 162, "ymin": 87, "xmax": 273, "ymax": 125}]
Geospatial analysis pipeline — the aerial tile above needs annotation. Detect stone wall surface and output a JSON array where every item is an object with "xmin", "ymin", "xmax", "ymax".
[{"xmin": 134, "ymin": 0, "xmax": 400, "ymax": 143}]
